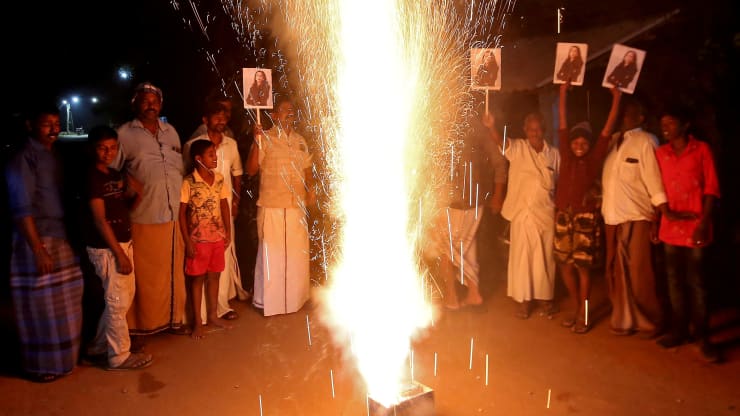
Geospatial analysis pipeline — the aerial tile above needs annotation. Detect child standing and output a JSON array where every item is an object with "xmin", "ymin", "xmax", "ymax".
[
  {"xmin": 179, "ymin": 139, "xmax": 233, "ymax": 339},
  {"xmin": 84, "ymin": 125, "xmax": 153, "ymax": 370},
  {"xmin": 554, "ymin": 82, "xmax": 621, "ymax": 333}
]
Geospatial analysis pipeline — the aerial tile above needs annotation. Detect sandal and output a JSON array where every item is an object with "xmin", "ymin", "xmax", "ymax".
[
  {"xmin": 515, "ymin": 302, "xmax": 530, "ymax": 319},
  {"xmin": 539, "ymin": 301, "xmax": 559, "ymax": 319},
  {"xmin": 222, "ymin": 310, "xmax": 239, "ymax": 320},
  {"xmin": 561, "ymin": 316, "xmax": 576, "ymax": 328},
  {"xmin": 572, "ymin": 320, "xmax": 590, "ymax": 334},
  {"xmin": 28, "ymin": 372, "xmax": 61, "ymax": 383},
  {"xmin": 107, "ymin": 352, "xmax": 153, "ymax": 371},
  {"xmin": 168, "ymin": 325, "xmax": 193, "ymax": 336}
]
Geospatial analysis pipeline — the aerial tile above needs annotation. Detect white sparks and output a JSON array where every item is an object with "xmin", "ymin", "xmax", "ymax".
[
  {"xmin": 434, "ymin": 352, "xmax": 438, "ymax": 377},
  {"xmin": 447, "ymin": 207, "xmax": 454, "ymax": 259},
  {"xmin": 475, "ymin": 183, "xmax": 479, "ymax": 219},
  {"xmin": 263, "ymin": 241, "xmax": 270, "ymax": 281},
  {"xmin": 460, "ymin": 240, "xmax": 464, "ymax": 284},
  {"xmin": 502, "ymin": 125, "xmax": 508, "ymax": 156},
  {"xmin": 330, "ymin": 369, "xmax": 335, "ymax": 399},
  {"xmin": 306, "ymin": 314, "xmax": 312, "ymax": 347},
  {"xmin": 468, "ymin": 161, "xmax": 473, "ymax": 206},
  {"xmin": 469, "ymin": 337, "xmax": 474, "ymax": 370},
  {"xmin": 410, "ymin": 349, "xmax": 414, "ymax": 381},
  {"xmin": 485, "ymin": 353, "xmax": 489, "ymax": 386},
  {"xmin": 547, "ymin": 388, "xmax": 552, "ymax": 409}
]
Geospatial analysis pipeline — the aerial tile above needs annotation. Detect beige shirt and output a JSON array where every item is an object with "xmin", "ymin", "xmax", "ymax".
[
  {"xmin": 501, "ymin": 138, "xmax": 560, "ymax": 226},
  {"xmin": 257, "ymin": 127, "xmax": 313, "ymax": 208},
  {"xmin": 601, "ymin": 127, "xmax": 667, "ymax": 225}
]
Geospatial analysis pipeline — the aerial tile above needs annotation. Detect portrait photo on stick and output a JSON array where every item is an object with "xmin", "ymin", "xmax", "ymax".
[
  {"xmin": 471, "ymin": 48, "xmax": 502, "ymax": 91},
  {"xmin": 554, "ymin": 42, "xmax": 588, "ymax": 86},
  {"xmin": 243, "ymin": 68, "xmax": 274, "ymax": 109},
  {"xmin": 601, "ymin": 44, "xmax": 646, "ymax": 94}
]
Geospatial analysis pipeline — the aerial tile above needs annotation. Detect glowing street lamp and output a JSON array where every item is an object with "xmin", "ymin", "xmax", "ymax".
[
  {"xmin": 60, "ymin": 99, "xmax": 74, "ymax": 133},
  {"xmin": 118, "ymin": 67, "xmax": 132, "ymax": 81},
  {"xmin": 59, "ymin": 95, "xmax": 99, "ymax": 134}
]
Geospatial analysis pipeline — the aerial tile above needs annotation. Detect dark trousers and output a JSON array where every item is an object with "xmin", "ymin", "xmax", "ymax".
[{"xmin": 663, "ymin": 244, "xmax": 709, "ymax": 340}]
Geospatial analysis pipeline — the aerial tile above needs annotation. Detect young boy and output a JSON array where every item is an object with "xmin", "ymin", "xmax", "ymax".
[
  {"xmin": 84, "ymin": 125, "xmax": 153, "ymax": 370},
  {"xmin": 654, "ymin": 107, "xmax": 721, "ymax": 362},
  {"xmin": 554, "ymin": 82, "xmax": 621, "ymax": 333},
  {"xmin": 179, "ymin": 139, "xmax": 233, "ymax": 339}
]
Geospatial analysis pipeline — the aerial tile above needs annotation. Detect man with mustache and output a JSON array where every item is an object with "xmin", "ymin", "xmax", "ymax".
[{"xmin": 111, "ymin": 82, "xmax": 189, "ymax": 337}]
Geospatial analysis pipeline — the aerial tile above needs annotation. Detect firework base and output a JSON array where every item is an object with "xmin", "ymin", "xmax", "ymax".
[{"xmin": 368, "ymin": 382, "xmax": 434, "ymax": 416}]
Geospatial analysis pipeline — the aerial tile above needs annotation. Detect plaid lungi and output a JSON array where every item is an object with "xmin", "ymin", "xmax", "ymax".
[{"xmin": 10, "ymin": 235, "xmax": 84, "ymax": 376}]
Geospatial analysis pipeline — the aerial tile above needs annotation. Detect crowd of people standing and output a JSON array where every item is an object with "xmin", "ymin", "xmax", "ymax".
[{"xmin": 2, "ymin": 74, "xmax": 725, "ymax": 383}]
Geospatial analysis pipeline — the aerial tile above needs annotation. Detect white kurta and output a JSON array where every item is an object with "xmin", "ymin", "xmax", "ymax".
[
  {"xmin": 501, "ymin": 139, "xmax": 560, "ymax": 302},
  {"xmin": 184, "ymin": 135, "xmax": 248, "ymax": 320}
]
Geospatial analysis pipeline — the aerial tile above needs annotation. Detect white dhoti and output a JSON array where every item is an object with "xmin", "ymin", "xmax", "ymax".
[
  {"xmin": 253, "ymin": 207, "xmax": 310, "ymax": 316},
  {"xmin": 426, "ymin": 207, "xmax": 482, "ymax": 285},
  {"xmin": 506, "ymin": 209, "xmax": 555, "ymax": 302}
]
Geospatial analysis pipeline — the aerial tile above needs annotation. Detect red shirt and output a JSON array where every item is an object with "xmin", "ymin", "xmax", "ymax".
[
  {"xmin": 555, "ymin": 129, "xmax": 610, "ymax": 213},
  {"xmin": 656, "ymin": 137, "xmax": 720, "ymax": 247}
]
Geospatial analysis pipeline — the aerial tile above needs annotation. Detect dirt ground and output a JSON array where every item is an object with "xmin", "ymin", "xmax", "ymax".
[{"xmin": 0, "ymin": 271, "xmax": 738, "ymax": 416}]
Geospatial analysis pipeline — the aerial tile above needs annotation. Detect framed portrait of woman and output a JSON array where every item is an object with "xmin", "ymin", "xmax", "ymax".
[
  {"xmin": 471, "ymin": 48, "xmax": 502, "ymax": 91},
  {"xmin": 553, "ymin": 42, "xmax": 588, "ymax": 86},
  {"xmin": 243, "ymin": 68, "xmax": 274, "ymax": 109},
  {"xmin": 601, "ymin": 44, "xmax": 646, "ymax": 94}
]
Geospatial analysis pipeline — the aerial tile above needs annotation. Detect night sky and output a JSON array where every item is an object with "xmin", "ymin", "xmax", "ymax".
[{"xmin": 6, "ymin": 0, "xmax": 736, "ymax": 137}]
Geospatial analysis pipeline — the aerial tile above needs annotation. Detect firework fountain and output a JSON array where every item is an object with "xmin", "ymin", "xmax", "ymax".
[{"xmin": 174, "ymin": 0, "xmax": 516, "ymax": 410}]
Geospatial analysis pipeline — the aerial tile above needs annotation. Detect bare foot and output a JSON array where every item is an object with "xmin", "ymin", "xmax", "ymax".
[
  {"xmin": 191, "ymin": 324, "xmax": 206, "ymax": 340},
  {"xmin": 462, "ymin": 293, "xmax": 483, "ymax": 306},
  {"xmin": 443, "ymin": 299, "xmax": 460, "ymax": 310},
  {"xmin": 208, "ymin": 317, "xmax": 233, "ymax": 330}
]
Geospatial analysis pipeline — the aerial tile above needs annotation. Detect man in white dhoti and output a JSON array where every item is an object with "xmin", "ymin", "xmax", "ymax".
[
  {"xmin": 425, "ymin": 109, "xmax": 508, "ymax": 310},
  {"xmin": 245, "ymin": 98, "xmax": 315, "ymax": 316},
  {"xmin": 483, "ymin": 111, "xmax": 560, "ymax": 319},
  {"xmin": 183, "ymin": 99, "xmax": 249, "ymax": 322}
]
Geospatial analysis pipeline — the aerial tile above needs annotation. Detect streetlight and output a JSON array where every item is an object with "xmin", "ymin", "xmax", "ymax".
[
  {"xmin": 59, "ymin": 95, "xmax": 99, "ymax": 135},
  {"xmin": 118, "ymin": 67, "xmax": 132, "ymax": 81},
  {"xmin": 60, "ymin": 99, "xmax": 74, "ymax": 134}
]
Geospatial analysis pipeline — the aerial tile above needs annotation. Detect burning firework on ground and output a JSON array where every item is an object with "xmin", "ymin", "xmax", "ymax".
[{"xmin": 174, "ymin": 0, "xmax": 516, "ymax": 409}]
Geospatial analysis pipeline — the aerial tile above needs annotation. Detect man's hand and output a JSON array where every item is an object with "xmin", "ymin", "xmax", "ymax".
[
  {"xmin": 114, "ymin": 250, "xmax": 133, "ymax": 275},
  {"xmin": 34, "ymin": 247, "xmax": 54, "ymax": 275},
  {"xmin": 231, "ymin": 197, "xmax": 240, "ymax": 217},
  {"xmin": 481, "ymin": 112, "xmax": 495, "ymax": 130},
  {"xmin": 185, "ymin": 242, "xmax": 196, "ymax": 259},
  {"xmin": 650, "ymin": 221, "xmax": 661, "ymax": 245},
  {"xmin": 692, "ymin": 221, "xmax": 709, "ymax": 247},
  {"xmin": 663, "ymin": 210, "xmax": 697, "ymax": 222}
]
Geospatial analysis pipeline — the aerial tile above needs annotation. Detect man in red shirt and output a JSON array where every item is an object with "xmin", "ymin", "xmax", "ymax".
[{"xmin": 654, "ymin": 107, "xmax": 721, "ymax": 363}]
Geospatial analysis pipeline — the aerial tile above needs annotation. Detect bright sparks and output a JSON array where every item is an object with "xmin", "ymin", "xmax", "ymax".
[
  {"xmin": 323, "ymin": 1, "xmax": 433, "ymax": 406},
  {"xmin": 179, "ymin": 0, "xmax": 517, "ymax": 408}
]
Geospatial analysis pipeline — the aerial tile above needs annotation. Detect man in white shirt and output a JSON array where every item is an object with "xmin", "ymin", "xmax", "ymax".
[
  {"xmin": 245, "ymin": 98, "xmax": 315, "ymax": 316},
  {"xmin": 601, "ymin": 100, "xmax": 682, "ymax": 337},
  {"xmin": 183, "ymin": 99, "xmax": 249, "ymax": 322}
]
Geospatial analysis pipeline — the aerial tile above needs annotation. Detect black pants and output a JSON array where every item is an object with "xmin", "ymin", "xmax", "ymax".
[{"xmin": 663, "ymin": 244, "xmax": 709, "ymax": 340}]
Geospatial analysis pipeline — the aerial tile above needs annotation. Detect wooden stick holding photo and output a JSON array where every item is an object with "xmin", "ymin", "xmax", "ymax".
[{"xmin": 256, "ymin": 110, "xmax": 262, "ymax": 149}]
